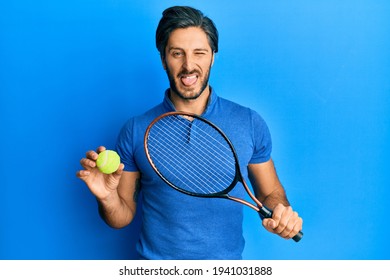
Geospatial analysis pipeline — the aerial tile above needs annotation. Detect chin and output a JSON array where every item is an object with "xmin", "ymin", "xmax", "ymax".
[{"xmin": 170, "ymin": 81, "xmax": 204, "ymax": 100}]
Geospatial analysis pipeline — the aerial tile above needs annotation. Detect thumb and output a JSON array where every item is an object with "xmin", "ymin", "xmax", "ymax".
[
  {"xmin": 262, "ymin": 218, "xmax": 277, "ymax": 231},
  {"xmin": 104, "ymin": 163, "xmax": 125, "ymax": 191},
  {"xmin": 115, "ymin": 163, "xmax": 124, "ymax": 175},
  {"xmin": 110, "ymin": 163, "xmax": 125, "ymax": 180}
]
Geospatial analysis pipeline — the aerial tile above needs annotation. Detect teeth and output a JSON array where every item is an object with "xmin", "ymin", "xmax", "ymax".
[{"xmin": 183, "ymin": 75, "xmax": 196, "ymax": 79}]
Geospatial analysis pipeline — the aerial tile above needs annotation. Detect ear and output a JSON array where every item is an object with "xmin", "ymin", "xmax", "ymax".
[{"xmin": 211, "ymin": 52, "xmax": 215, "ymax": 67}]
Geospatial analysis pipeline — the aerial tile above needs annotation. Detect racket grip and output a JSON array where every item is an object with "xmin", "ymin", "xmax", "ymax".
[
  {"xmin": 258, "ymin": 206, "xmax": 304, "ymax": 242},
  {"xmin": 259, "ymin": 206, "xmax": 273, "ymax": 218}
]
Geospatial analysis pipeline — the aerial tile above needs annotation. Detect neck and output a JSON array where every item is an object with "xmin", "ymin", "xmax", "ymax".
[{"xmin": 169, "ymin": 86, "xmax": 211, "ymax": 115}]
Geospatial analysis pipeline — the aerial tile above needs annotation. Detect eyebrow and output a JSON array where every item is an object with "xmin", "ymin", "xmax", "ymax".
[{"xmin": 168, "ymin": 47, "xmax": 210, "ymax": 52}]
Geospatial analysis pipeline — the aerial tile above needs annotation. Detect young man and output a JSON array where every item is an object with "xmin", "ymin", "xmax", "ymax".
[{"xmin": 77, "ymin": 6, "xmax": 303, "ymax": 260}]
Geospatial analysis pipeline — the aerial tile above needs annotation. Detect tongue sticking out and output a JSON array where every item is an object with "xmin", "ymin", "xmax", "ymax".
[{"xmin": 181, "ymin": 75, "xmax": 198, "ymax": 86}]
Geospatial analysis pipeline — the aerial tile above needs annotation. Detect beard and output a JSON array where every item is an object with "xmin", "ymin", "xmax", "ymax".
[{"xmin": 165, "ymin": 63, "xmax": 212, "ymax": 101}]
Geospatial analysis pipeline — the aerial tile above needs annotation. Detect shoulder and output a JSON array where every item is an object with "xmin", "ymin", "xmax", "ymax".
[
  {"xmin": 120, "ymin": 104, "xmax": 166, "ymax": 132},
  {"xmin": 215, "ymin": 96, "xmax": 267, "ymax": 126}
]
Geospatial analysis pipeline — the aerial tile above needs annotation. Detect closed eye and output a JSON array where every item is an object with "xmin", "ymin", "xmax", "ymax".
[{"xmin": 194, "ymin": 48, "xmax": 209, "ymax": 56}]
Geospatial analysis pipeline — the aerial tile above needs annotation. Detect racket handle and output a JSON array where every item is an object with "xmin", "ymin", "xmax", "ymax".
[{"xmin": 259, "ymin": 206, "xmax": 304, "ymax": 242}]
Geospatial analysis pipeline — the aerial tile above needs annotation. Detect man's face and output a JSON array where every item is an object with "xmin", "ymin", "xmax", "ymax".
[{"xmin": 163, "ymin": 27, "xmax": 214, "ymax": 100}]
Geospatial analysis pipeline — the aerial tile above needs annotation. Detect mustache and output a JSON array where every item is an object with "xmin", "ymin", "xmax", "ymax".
[{"xmin": 177, "ymin": 69, "xmax": 201, "ymax": 77}]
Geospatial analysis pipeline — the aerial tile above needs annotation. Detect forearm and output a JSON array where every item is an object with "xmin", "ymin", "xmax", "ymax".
[
  {"xmin": 248, "ymin": 160, "xmax": 290, "ymax": 210},
  {"xmin": 248, "ymin": 161, "xmax": 302, "ymax": 239},
  {"xmin": 261, "ymin": 185, "xmax": 290, "ymax": 210},
  {"xmin": 98, "ymin": 191, "xmax": 135, "ymax": 229}
]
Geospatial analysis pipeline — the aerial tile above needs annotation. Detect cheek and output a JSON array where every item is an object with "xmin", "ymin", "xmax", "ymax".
[
  {"xmin": 163, "ymin": 56, "xmax": 178, "ymax": 72},
  {"xmin": 165, "ymin": 61, "xmax": 180, "ymax": 75},
  {"xmin": 200, "ymin": 57, "xmax": 214, "ymax": 70}
]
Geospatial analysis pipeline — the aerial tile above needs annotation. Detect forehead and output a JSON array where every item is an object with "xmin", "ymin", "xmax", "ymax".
[{"xmin": 166, "ymin": 27, "xmax": 211, "ymax": 51}]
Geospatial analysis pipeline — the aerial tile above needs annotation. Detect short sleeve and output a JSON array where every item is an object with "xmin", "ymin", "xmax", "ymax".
[
  {"xmin": 115, "ymin": 118, "xmax": 140, "ymax": 172},
  {"xmin": 249, "ymin": 110, "xmax": 272, "ymax": 164}
]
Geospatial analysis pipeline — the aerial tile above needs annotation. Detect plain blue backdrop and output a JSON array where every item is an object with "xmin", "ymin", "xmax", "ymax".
[{"xmin": 1, "ymin": 0, "xmax": 389, "ymax": 259}]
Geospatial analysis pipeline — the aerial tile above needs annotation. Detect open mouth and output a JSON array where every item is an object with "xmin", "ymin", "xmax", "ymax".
[{"xmin": 180, "ymin": 74, "xmax": 198, "ymax": 87}]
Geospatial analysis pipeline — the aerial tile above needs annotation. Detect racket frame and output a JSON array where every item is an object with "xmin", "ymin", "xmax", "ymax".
[
  {"xmin": 144, "ymin": 111, "xmax": 302, "ymax": 242},
  {"xmin": 144, "ymin": 111, "xmax": 266, "ymax": 212}
]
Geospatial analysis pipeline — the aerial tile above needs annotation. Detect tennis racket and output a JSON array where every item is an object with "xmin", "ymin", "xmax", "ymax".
[{"xmin": 144, "ymin": 111, "xmax": 303, "ymax": 242}]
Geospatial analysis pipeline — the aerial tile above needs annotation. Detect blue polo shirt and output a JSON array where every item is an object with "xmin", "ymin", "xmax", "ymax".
[{"xmin": 116, "ymin": 89, "xmax": 272, "ymax": 259}]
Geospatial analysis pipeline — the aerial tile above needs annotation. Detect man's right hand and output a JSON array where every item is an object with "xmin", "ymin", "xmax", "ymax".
[{"xmin": 76, "ymin": 146, "xmax": 125, "ymax": 201}]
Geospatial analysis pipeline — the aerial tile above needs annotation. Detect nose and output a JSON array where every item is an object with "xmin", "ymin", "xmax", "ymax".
[{"xmin": 182, "ymin": 54, "xmax": 196, "ymax": 71}]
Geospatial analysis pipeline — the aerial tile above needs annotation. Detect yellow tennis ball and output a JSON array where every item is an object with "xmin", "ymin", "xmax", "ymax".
[{"xmin": 96, "ymin": 150, "xmax": 121, "ymax": 174}]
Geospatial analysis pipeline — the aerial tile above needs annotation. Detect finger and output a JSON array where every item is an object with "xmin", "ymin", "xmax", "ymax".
[
  {"xmin": 269, "ymin": 204, "xmax": 285, "ymax": 230},
  {"xmin": 116, "ymin": 163, "xmax": 125, "ymax": 173},
  {"xmin": 86, "ymin": 150, "xmax": 99, "ymax": 161},
  {"xmin": 112, "ymin": 163, "xmax": 125, "ymax": 178},
  {"xmin": 287, "ymin": 216, "xmax": 303, "ymax": 239},
  {"xmin": 273, "ymin": 206, "xmax": 293, "ymax": 235},
  {"xmin": 262, "ymin": 218, "xmax": 277, "ymax": 232},
  {"xmin": 279, "ymin": 211, "xmax": 301, "ymax": 239},
  {"xmin": 280, "ymin": 216, "xmax": 296, "ymax": 239},
  {"xmin": 76, "ymin": 169, "xmax": 90, "ymax": 179},
  {"xmin": 80, "ymin": 158, "xmax": 97, "ymax": 170},
  {"xmin": 96, "ymin": 146, "xmax": 106, "ymax": 153}
]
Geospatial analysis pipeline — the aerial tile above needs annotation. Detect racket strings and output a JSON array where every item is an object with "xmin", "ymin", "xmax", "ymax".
[
  {"xmin": 152, "ymin": 116, "xmax": 235, "ymax": 172},
  {"xmin": 150, "ymin": 116, "xmax": 232, "ymax": 168},
  {"xmin": 148, "ymin": 140, "xmax": 219, "ymax": 194},
  {"xmin": 147, "ymin": 115, "xmax": 236, "ymax": 195},
  {"xmin": 148, "ymin": 118, "xmax": 234, "ymax": 193}
]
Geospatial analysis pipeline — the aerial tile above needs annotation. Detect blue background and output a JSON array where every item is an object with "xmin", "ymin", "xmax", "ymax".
[{"xmin": 1, "ymin": 0, "xmax": 389, "ymax": 259}]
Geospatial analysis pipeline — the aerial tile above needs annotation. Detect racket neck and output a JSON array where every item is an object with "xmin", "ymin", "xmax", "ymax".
[
  {"xmin": 238, "ymin": 171, "xmax": 264, "ymax": 209},
  {"xmin": 228, "ymin": 196, "xmax": 259, "ymax": 211}
]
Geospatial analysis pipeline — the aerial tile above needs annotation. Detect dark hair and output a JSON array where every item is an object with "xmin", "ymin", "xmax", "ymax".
[{"xmin": 156, "ymin": 6, "xmax": 219, "ymax": 58}]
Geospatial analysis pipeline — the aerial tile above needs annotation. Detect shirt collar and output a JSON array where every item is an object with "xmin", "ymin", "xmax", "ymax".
[{"xmin": 162, "ymin": 87, "xmax": 218, "ymax": 116}]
